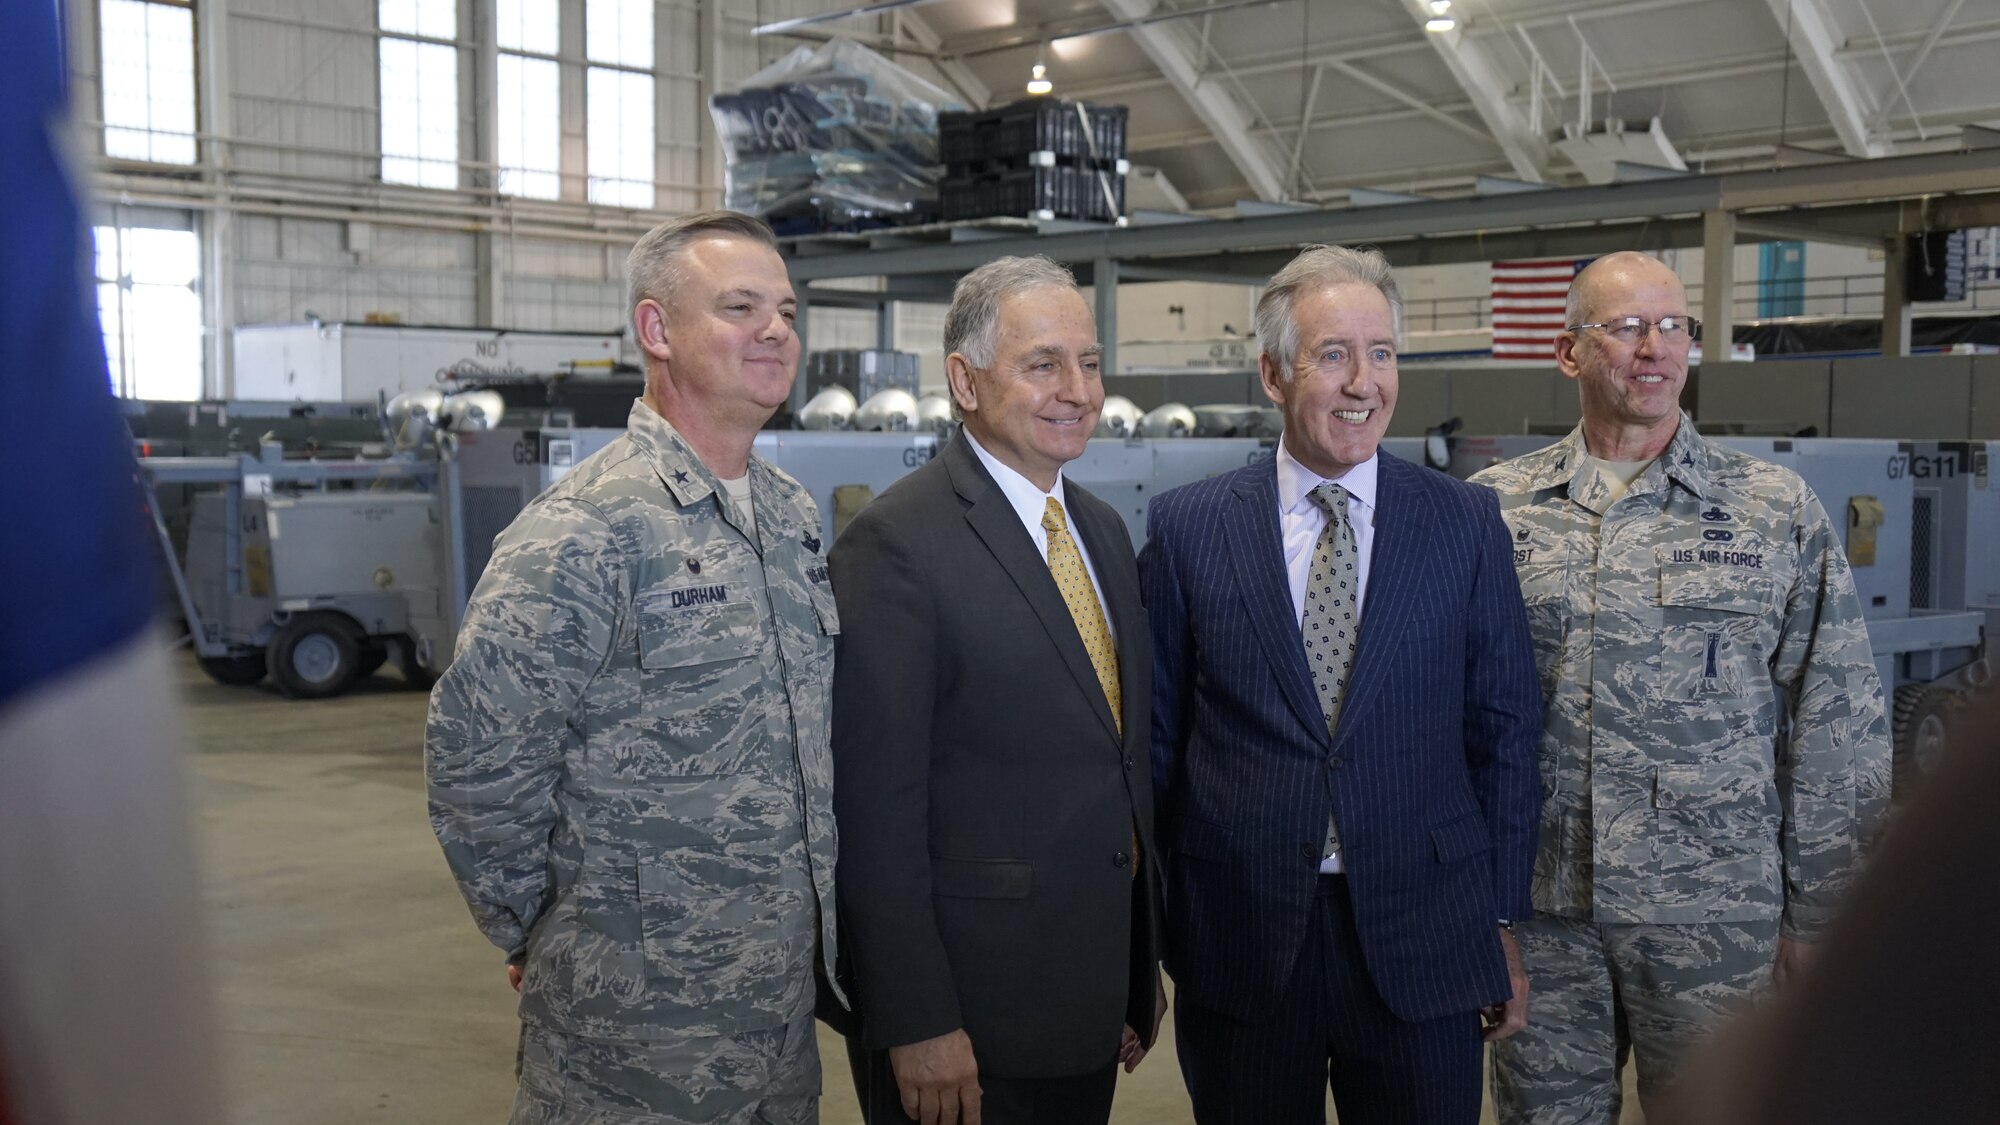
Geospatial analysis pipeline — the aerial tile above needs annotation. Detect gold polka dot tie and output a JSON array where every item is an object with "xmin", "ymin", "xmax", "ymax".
[{"xmin": 1042, "ymin": 497, "xmax": 1122, "ymax": 735}]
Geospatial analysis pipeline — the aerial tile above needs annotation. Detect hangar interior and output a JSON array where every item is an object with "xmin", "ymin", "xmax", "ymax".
[{"xmin": 67, "ymin": 0, "xmax": 2000, "ymax": 1119}]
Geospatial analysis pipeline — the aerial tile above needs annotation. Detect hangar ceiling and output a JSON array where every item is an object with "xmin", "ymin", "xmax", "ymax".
[{"xmin": 785, "ymin": 0, "xmax": 2000, "ymax": 212}]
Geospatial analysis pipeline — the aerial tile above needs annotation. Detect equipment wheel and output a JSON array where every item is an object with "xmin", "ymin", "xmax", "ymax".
[
  {"xmin": 198, "ymin": 652, "xmax": 268, "ymax": 687},
  {"xmin": 1891, "ymin": 683, "xmax": 1957, "ymax": 797},
  {"xmin": 395, "ymin": 634, "xmax": 438, "ymax": 690},
  {"xmin": 267, "ymin": 612, "xmax": 363, "ymax": 699}
]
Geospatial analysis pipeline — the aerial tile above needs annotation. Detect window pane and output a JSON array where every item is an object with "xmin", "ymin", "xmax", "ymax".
[
  {"xmin": 98, "ymin": 281, "xmax": 126, "ymax": 395},
  {"xmin": 380, "ymin": 38, "xmax": 459, "ymax": 188},
  {"xmin": 378, "ymin": 0, "xmax": 454, "ymax": 40},
  {"xmin": 129, "ymin": 284, "xmax": 203, "ymax": 400},
  {"xmin": 496, "ymin": 0, "xmax": 557, "ymax": 53},
  {"xmin": 499, "ymin": 53, "xmax": 560, "ymax": 199},
  {"xmin": 586, "ymin": 0, "xmax": 651, "ymax": 69},
  {"xmin": 587, "ymin": 67, "xmax": 653, "ymax": 209},
  {"xmin": 125, "ymin": 228, "xmax": 200, "ymax": 286},
  {"xmin": 100, "ymin": 0, "xmax": 197, "ymax": 164}
]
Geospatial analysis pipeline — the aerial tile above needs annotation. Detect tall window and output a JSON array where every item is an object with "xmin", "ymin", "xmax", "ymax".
[
  {"xmin": 99, "ymin": 0, "xmax": 197, "ymax": 164},
  {"xmin": 496, "ymin": 0, "xmax": 560, "ymax": 198},
  {"xmin": 94, "ymin": 220, "xmax": 203, "ymax": 400},
  {"xmin": 585, "ymin": 0, "xmax": 654, "ymax": 209},
  {"xmin": 379, "ymin": 0, "xmax": 459, "ymax": 188}
]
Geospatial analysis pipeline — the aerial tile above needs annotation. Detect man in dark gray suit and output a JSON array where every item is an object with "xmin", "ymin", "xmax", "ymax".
[{"xmin": 830, "ymin": 255, "xmax": 1163, "ymax": 1125}]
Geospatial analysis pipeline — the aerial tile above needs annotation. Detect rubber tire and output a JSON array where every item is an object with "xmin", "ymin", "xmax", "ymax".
[
  {"xmin": 198, "ymin": 652, "xmax": 268, "ymax": 687},
  {"xmin": 267, "ymin": 612, "xmax": 363, "ymax": 700},
  {"xmin": 396, "ymin": 635, "xmax": 438, "ymax": 690},
  {"xmin": 1891, "ymin": 683, "xmax": 1955, "ymax": 798}
]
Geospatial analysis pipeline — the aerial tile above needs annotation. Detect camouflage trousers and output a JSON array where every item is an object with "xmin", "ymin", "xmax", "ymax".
[
  {"xmin": 510, "ymin": 1004, "xmax": 820, "ymax": 1125},
  {"xmin": 1489, "ymin": 914, "xmax": 1779, "ymax": 1125}
]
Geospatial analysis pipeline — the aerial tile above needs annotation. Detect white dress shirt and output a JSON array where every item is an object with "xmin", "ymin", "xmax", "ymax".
[
  {"xmin": 1275, "ymin": 441, "xmax": 1379, "ymax": 874},
  {"xmin": 962, "ymin": 430, "xmax": 1115, "ymax": 641},
  {"xmin": 1276, "ymin": 442, "xmax": 1379, "ymax": 627}
]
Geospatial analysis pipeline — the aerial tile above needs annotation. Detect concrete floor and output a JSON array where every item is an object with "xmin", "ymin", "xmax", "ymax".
[{"xmin": 180, "ymin": 652, "xmax": 1641, "ymax": 1124}]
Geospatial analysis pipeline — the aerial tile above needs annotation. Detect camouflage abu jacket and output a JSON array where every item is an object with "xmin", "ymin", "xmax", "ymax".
[
  {"xmin": 427, "ymin": 399, "xmax": 841, "ymax": 1039},
  {"xmin": 1470, "ymin": 415, "xmax": 1890, "ymax": 939}
]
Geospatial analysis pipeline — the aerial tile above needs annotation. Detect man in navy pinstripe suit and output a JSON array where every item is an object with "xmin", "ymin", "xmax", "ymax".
[{"xmin": 1140, "ymin": 245, "xmax": 1543, "ymax": 1125}]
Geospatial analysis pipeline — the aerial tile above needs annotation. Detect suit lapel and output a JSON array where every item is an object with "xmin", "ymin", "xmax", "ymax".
[
  {"xmin": 1333, "ymin": 453, "xmax": 1432, "ymax": 749},
  {"xmin": 947, "ymin": 438, "xmax": 1122, "ymax": 744},
  {"xmin": 1224, "ymin": 460, "xmax": 1329, "ymax": 744}
]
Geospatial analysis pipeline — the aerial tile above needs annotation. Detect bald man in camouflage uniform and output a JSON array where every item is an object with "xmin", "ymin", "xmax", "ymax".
[
  {"xmin": 1471, "ymin": 252, "xmax": 1890, "ymax": 1125},
  {"xmin": 427, "ymin": 211, "xmax": 842, "ymax": 1124}
]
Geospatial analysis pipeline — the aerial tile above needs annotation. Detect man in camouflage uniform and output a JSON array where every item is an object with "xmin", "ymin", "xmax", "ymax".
[
  {"xmin": 426, "ymin": 210, "xmax": 842, "ymax": 1124},
  {"xmin": 1471, "ymin": 251, "xmax": 1891, "ymax": 1125}
]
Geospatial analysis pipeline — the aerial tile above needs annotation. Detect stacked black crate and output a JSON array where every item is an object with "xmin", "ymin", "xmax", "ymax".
[{"xmin": 938, "ymin": 98, "xmax": 1128, "ymax": 223}]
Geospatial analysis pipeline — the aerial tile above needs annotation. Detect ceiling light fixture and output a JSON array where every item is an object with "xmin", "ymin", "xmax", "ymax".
[
  {"xmin": 1027, "ymin": 62, "xmax": 1052, "ymax": 96},
  {"xmin": 1425, "ymin": 0, "xmax": 1455, "ymax": 32}
]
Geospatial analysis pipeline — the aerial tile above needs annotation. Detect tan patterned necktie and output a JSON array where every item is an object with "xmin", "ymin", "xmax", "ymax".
[
  {"xmin": 1042, "ymin": 497, "xmax": 1122, "ymax": 735},
  {"xmin": 1303, "ymin": 482, "xmax": 1360, "ymax": 861}
]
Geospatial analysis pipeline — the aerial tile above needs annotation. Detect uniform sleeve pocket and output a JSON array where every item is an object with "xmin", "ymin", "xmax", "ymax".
[
  {"xmin": 809, "ymin": 585, "xmax": 840, "ymax": 637},
  {"xmin": 930, "ymin": 856, "xmax": 1034, "ymax": 899},
  {"xmin": 637, "ymin": 587, "xmax": 763, "ymax": 669},
  {"xmin": 1430, "ymin": 812, "xmax": 1493, "ymax": 863}
]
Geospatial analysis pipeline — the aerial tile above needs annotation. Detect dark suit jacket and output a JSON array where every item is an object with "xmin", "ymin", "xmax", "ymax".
[
  {"xmin": 1140, "ymin": 449, "xmax": 1540, "ymax": 1023},
  {"xmin": 829, "ymin": 431, "xmax": 1160, "ymax": 1079}
]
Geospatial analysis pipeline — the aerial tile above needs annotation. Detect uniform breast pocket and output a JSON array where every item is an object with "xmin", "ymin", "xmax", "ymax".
[
  {"xmin": 637, "ymin": 584, "xmax": 765, "ymax": 670},
  {"xmin": 1652, "ymin": 558, "xmax": 1777, "ymax": 703},
  {"xmin": 1514, "ymin": 555, "xmax": 1568, "ymax": 697}
]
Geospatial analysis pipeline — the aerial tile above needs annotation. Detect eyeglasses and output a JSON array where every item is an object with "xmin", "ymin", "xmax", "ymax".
[{"xmin": 1565, "ymin": 315, "xmax": 1702, "ymax": 345}]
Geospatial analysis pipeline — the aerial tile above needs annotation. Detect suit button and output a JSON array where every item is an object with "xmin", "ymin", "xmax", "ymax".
[
  {"xmin": 1327, "ymin": 754, "xmax": 1343, "ymax": 770},
  {"xmin": 1112, "ymin": 851, "xmax": 1131, "ymax": 868},
  {"xmin": 1123, "ymin": 754, "xmax": 1135, "ymax": 770},
  {"xmin": 1300, "ymin": 843, "xmax": 1319, "ymax": 860}
]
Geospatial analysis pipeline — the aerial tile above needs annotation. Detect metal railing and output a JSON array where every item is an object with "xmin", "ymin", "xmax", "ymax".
[{"xmin": 1403, "ymin": 270, "xmax": 2000, "ymax": 334}]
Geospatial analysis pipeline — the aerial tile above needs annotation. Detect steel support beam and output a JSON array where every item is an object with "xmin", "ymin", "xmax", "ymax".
[
  {"xmin": 896, "ymin": 10, "xmax": 989, "ymax": 108},
  {"xmin": 777, "ymin": 149, "xmax": 2000, "ymax": 284},
  {"xmin": 1882, "ymin": 235, "xmax": 1912, "ymax": 357},
  {"xmin": 472, "ymin": 0, "xmax": 504, "ymax": 325},
  {"xmin": 699, "ymin": 0, "xmax": 725, "ymax": 204},
  {"xmin": 1764, "ymin": 0, "xmax": 1889, "ymax": 158},
  {"xmin": 1097, "ymin": 0, "xmax": 1288, "ymax": 202},
  {"xmin": 1701, "ymin": 210, "xmax": 1738, "ymax": 395},
  {"xmin": 199, "ymin": 0, "xmax": 236, "ymax": 396},
  {"xmin": 1397, "ymin": 0, "xmax": 1549, "ymax": 182},
  {"xmin": 1094, "ymin": 257, "xmax": 1120, "ymax": 377}
]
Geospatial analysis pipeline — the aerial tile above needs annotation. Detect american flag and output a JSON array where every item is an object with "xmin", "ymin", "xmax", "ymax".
[{"xmin": 1491, "ymin": 258, "xmax": 1588, "ymax": 360}]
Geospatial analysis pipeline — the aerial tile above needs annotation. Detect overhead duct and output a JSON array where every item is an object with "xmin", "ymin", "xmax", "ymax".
[{"xmin": 1553, "ymin": 117, "xmax": 1688, "ymax": 185}]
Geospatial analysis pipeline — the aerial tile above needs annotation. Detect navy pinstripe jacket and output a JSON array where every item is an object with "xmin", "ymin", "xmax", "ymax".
[{"xmin": 1140, "ymin": 449, "xmax": 1540, "ymax": 1022}]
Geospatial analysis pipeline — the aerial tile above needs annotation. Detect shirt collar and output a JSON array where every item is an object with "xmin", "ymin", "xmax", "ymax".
[
  {"xmin": 628, "ymin": 398, "xmax": 717, "ymax": 507},
  {"xmin": 628, "ymin": 399, "xmax": 793, "ymax": 524},
  {"xmin": 962, "ymin": 428, "xmax": 1069, "ymax": 528},
  {"xmin": 1275, "ymin": 438, "xmax": 1378, "ymax": 516},
  {"xmin": 1536, "ymin": 410, "xmax": 1708, "ymax": 502}
]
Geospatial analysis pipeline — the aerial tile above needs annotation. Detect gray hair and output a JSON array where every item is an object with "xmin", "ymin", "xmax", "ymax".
[
  {"xmin": 1253, "ymin": 245, "xmax": 1403, "ymax": 380},
  {"xmin": 625, "ymin": 210, "xmax": 780, "ymax": 315},
  {"xmin": 943, "ymin": 255, "xmax": 1083, "ymax": 367}
]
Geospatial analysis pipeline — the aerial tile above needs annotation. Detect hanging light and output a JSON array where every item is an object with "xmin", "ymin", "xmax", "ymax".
[
  {"xmin": 1026, "ymin": 62, "xmax": 1053, "ymax": 96},
  {"xmin": 1425, "ymin": 0, "xmax": 1455, "ymax": 32}
]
